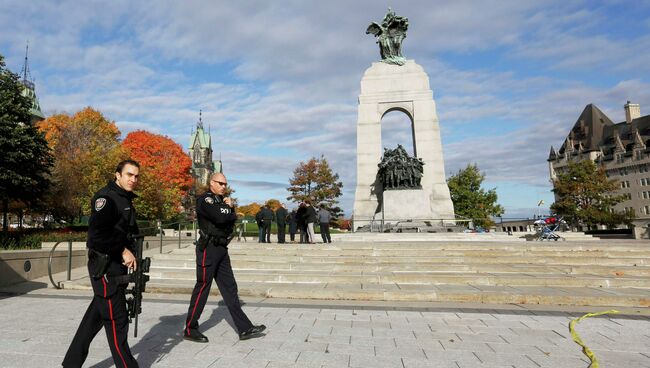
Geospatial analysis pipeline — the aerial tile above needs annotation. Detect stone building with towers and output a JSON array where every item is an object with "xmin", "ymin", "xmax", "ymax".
[
  {"xmin": 189, "ymin": 111, "xmax": 222, "ymax": 187},
  {"xmin": 19, "ymin": 44, "xmax": 45, "ymax": 124},
  {"xmin": 548, "ymin": 101, "xmax": 650, "ymax": 237}
]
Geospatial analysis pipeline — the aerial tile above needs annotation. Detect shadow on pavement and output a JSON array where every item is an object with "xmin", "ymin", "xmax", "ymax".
[
  {"xmin": 89, "ymin": 302, "xmax": 235, "ymax": 368},
  {"xmin": 0, "ymin": 280, "xmax": 49, "ymax": 299}
]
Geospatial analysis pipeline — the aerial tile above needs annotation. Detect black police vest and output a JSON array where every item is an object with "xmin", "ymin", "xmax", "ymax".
[{"xmin": 197, "ymin": 193, "xmax": 234, "ymax": 242}]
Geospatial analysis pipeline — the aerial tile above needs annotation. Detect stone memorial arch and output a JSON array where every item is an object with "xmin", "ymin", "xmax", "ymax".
[{"xmin": 353, "ymin": 10, "xmax": 455, "ymax": 229}]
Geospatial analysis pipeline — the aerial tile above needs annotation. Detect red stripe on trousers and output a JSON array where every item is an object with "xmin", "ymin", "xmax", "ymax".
[
  {"xmin": 108, "ymin": 299, "xmax": 128, "ymax": 368},
  {"xmin": 186, "ymin": 248, "xmax": 208, "ymax": 334},
  {"xmin": 103, "ymin": 275, "xmax": 128, "ymax": 367}
]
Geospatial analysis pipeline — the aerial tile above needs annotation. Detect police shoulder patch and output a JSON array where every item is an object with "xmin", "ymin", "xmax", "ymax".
[
  {"xmin": 205, "ymin": 196, "xmax": 214, "ymax": 205},
  {"xmin": 95, "ymin": 197, "xmax": 107, "ymax": 211}
]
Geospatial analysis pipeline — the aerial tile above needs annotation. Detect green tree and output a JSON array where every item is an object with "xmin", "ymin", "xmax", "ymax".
[
  {"xmin": 0, "ymin": 54, "xmax": 53, "ymax": 231},
  {"xmin": 447, "ymin": 164, "xmax": 504, "ymax": 228},
  {"xmin": 550, "ymin": 160, "xmax": 627, "ymax": 228},
  {"xmin": 287, "ymin": 156, "xmax": 343, "ymax": 217}
]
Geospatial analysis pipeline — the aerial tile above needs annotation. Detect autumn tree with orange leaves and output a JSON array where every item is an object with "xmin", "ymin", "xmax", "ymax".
[
  {"xmin": 287, "ymin": 156, "xmax": 343, "ymax": 217},
  {"xmin": 237, "ymin": 202, "xmax": 262, "ymax": 217},
  {"xmin": 38, "ymin": 107, "xmax": 125, "ymax": 222},
  {"xmin": 122, "ymin": 131, "xmax": 192, "ymax": 221}
]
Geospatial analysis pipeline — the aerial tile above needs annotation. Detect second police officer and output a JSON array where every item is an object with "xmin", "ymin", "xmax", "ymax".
[{"xmin": 183, "ymin": 173, "xmax": 266, "ymax": 342}]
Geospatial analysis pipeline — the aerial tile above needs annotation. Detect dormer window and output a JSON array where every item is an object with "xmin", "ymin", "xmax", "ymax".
[
  {"xmin": 616, "ymin": 153, "xmax": 624, "ymax": 163},
  {"xmin": 635, "ymin": 150, "xmax": 644, "ymax": 160}
]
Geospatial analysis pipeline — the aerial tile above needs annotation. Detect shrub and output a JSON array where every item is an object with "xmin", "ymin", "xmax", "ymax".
[{"xmin": 0, "ymin": 230, "xmax": 87, "ymax": 250}]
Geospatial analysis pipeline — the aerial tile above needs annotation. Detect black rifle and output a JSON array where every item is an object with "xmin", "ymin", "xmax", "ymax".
[{"xmin": 125, "ymin": 234, "xmax": 151, "ymax": 337}]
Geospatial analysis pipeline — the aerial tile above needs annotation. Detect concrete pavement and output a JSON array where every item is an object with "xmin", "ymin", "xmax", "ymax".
[{"xmin": 0, "ymin": 285, "xmax": 649, "ymax": 368}]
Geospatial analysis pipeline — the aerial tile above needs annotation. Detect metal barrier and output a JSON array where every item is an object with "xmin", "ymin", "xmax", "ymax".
[
  {"xmin": 137, "ymin": 221, "xmax": 198, "ymax": 253},
  {"xmin": 47, "ymin": 240, "xmax": 72, "ymax": 289},
  {"xmin": 45, "ymin": 221, "xmax": 197, "ymax": 289}
]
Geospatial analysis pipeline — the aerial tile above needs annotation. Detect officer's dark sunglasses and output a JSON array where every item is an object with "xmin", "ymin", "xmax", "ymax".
[{"xmin": 211, "ymin": 180, "xmax": 227, "ymax": 186}]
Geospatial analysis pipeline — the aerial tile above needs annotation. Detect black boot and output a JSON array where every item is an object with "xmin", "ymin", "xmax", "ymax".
[
  {"xmin": 183, "ymin": 329, "xmax": 209, "ymax": 343},
  {"xmin": 238, "ymin": 324, "xmax": 266, "ymax": 340}
]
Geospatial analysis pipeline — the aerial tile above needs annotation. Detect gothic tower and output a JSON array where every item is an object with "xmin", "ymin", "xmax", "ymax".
[
  {"xmin": 20, "ymin": 42, "xmax": 45, "ymax": 124},
  {"xmin": 189, "ymin": 111, "xmax": 222, "ymax": 186}
]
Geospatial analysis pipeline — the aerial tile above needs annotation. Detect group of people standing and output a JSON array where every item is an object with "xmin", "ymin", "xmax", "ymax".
[{"xmin": 255, "ymin": 200, "xmax": 332, "ymax": 244}]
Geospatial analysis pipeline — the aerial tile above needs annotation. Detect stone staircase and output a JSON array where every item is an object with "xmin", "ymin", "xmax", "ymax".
[
  {"xmin": 332, "ymin": 231, "xmax": 597, "ymax": 242},
  {"xmin": 62, "ymin": 240, "xmax": 650, "ymax": 307}
]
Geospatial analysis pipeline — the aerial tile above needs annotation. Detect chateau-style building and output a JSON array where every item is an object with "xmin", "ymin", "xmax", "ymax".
[
  {"xmin": 188, "ymin": 111, "xmax": 222, "ymax": 186},
  {"xmin": 548, "ymin": 101, "xmax": 650, "ymax": 237}
]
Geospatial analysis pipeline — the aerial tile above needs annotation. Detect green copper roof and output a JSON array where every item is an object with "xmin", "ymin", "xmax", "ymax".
[
  {"xmin": 189, "ymin": 126, "xmax": 211, "ymax": 150},
  {"xmin": 21, "ymin": 82, "xmax": 45, "ymax": 120}
]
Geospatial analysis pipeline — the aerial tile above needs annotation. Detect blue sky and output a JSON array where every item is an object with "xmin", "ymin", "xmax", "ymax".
[{"xmin": 2, "ymin": 0, "xmax": 650, "ymax": 218}]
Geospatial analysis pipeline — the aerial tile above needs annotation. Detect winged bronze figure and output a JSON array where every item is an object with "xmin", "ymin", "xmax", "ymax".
[{"xmin": 366, "ymin": 8, "xmax": 409, "ymax": 65}]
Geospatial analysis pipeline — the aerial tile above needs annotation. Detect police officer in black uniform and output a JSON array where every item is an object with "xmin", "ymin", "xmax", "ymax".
[
  {"xmin": 183, "ymin": 173, "xmax": 266, "ymax": 342},
  {"xmin": 63, "ymin": 160, "xmax": 141, "ymax": 368}
]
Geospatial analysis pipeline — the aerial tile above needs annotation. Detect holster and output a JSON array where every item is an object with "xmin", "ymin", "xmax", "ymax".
[
  {"xmin": 88, "ymin": 248, "xmax": 111, "ymax": 278},
  {"xmin": 196, "ymin": 229, "xmax": 210, "ymax": 251}
]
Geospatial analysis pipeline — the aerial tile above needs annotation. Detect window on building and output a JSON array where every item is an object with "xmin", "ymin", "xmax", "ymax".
[{"xmin": 636, "ymin": 150, "xmax": 644, "ymax": 160}]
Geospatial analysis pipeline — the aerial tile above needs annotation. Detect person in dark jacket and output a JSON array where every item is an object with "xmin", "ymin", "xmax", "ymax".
[
  {"xmin": 255, "ymin": 209, "xmax": 264, "ymax": 243},
  {"xmin": 288, "ymin": 209, "xmax": 298, "ymax": 243},
  {"xmin": 275, "ymin": 203, "xmax": 288, "ymax": 243},
  {"xmin": 183, "ymin": 173, "xmax": 266, "ymax": 343},
  {"xmin": 63, "ymin": 160, "xmax": 141, "ymax": 368},
  {"xmin": 296, "ymin": 202, "xmax": 307, "ymax": 243},
  {"xmin": 260, "ymin": 204, "xmax": 274, "ymax": 243},
  {"xmin": 305, "ymin": 200, "xmax": 317, "ymax": 244}
]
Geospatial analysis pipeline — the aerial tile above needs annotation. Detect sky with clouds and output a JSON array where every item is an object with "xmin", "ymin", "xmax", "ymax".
[{"xmin": 2, "ymin": 0, "xmax": 650, "ymax": 218}]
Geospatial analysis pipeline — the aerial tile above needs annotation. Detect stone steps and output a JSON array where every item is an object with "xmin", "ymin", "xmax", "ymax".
[
  {"xmin": 62, "ymin": 279, "xmax": 650, "ymax": 307},
  {"xmin": 147, "ymin": 259, "xmax": 650, "ymax": 276},
  {"xmin": 173, "ymin": 242, "xmax": 648, "ymax": 252},
  {"xmin": 331, "ymin": 232, "xmax": 598, "ymax": 242},
  {"xmin": 154, "ymin": 254, "xmax": 649, "ymax": 267},
  {"xmin": 143, "ymin": 268, "xmax": 649, "ymax": 288},
  {"xmin": 60, "ymin": 240, "xmax": 650, "ymax": 307}
]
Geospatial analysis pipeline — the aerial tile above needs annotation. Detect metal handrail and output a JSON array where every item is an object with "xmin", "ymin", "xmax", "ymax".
[{"xmin": 47, "ymin": 241, "xmax": 72, "ymax": 289}]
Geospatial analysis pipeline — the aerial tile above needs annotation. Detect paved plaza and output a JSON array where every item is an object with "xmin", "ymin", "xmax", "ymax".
[{"xmin": 1, "ymin": 287, "xmax": 649, "ymax": 368}]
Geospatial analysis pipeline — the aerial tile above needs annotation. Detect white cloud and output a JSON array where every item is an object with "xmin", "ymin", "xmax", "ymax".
[{"xmin": 3, "ymin": 0, "xmax": 650, "ymax": 216}]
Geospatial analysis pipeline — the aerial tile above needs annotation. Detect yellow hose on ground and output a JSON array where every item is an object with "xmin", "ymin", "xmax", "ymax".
[{"xmin": 568, "ymin": 310, "xmax": 620, "ymax": 368}]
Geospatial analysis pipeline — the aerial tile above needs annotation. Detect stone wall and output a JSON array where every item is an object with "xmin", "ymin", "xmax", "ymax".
[{"xmin": 0, "ymin": 248, "xmax": 87, "ymax": 287}]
